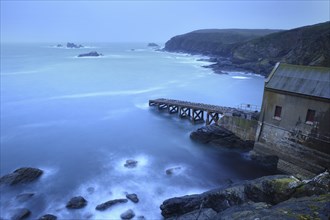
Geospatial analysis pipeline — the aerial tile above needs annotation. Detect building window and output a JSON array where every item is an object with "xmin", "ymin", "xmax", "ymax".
[
  {"xmin": 274, "ymin": 106, "xmax": 282, "ymax": 120},
  {"xmin": 305, "ymin": 109, "xmax": 316, "ymax": 124}
]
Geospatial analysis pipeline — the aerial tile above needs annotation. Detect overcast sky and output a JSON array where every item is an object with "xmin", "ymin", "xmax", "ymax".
[{"xmin": 1, "ymin": 0, "xmax": 329, "ymax": 43}]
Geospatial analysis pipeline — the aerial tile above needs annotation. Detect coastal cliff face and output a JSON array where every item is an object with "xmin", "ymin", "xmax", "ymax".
[
  {"xmin": 164, "ymin": 22, "xmax": 330, "ymax": 76},
  {"xmin": 165, "ymin": 29, "xmax": 280, "ymax": 56}
]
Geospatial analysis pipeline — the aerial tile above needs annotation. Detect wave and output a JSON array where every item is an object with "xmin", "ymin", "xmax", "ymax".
[
  {"xmin": 231, "ymin": 76, "xmax": 251, "ymax": 80},
  {"xmin": 101, "ymin": 108, "xmax": 132, "ymax": 120},
  {"xmin": 1, "ymin": 70, "xmax": 40, "ymax": 76},
  {"xmin": 49, "ymin": 87, "xmax": 164, "ymax": 100},
  {"xmin": 3, "ymin": 87, "xmax": 164, "ymax": 107},
  {"xmin": 134, "ymin": 102, "xmax": 149, "ymax": 110},
  {"xmin": 19, "ymin": 120, "xmax": 67, "ymax": 129}
]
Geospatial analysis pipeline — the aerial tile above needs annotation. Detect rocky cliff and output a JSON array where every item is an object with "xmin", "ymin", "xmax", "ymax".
[{"xmin": 164, "ymin": 22, "xmax": 330, "ymax": 76}]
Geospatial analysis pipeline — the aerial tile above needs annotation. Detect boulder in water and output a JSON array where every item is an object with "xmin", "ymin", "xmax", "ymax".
[
  {"xmin": 78, "ymin": 51, "xmax": 102, "ymax": 57},
  {"xmin": 66, "ymin": 196, "xmax": 87, "ymax": 209},
  {"xmin": 120, "ymin": 209, "xmax": 135, "ymax": 219},
  {"xmin": 11, "ymin": 208, "xmax": 31, "ymax": 220},
  {"xmin": 0, "ymin": 167, "xmax": 43, "ymax": 186},
  {"xmin": 126, "ymin": 193, "xmax": 139, "ymax": 203},
  {"xmin": 124, "ymin": 160, "xmax": 138, "ymax": 168},
  {"xmin": 16, "ymin": 193, "xmax": 35, "ymax": 202},
  {"xmin": 95, "ymin": 199, "xmax": 128, "ymax": 211},
  {"xmin": 165, "ymin": 167, "xmax": 182, "ymax": 175},
  {"xmin": 38, "ymin": 214, "xmax": 57, "ymax": 220}
]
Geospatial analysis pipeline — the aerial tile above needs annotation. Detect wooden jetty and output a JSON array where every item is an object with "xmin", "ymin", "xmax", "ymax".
[{"xmin": 149, "ymin": 98, "xmax": 255, "ymax": 125}]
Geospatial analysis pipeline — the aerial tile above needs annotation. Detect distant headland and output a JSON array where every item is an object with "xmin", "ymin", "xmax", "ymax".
[{"xmin": 164, "ymin": 21, "xmax": 330, "ymax": 76}]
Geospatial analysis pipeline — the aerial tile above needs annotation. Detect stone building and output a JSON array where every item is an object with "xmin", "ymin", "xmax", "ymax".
[{"xmin": 251, "ymin": 63, "xmax": 330, "ymax": 178}]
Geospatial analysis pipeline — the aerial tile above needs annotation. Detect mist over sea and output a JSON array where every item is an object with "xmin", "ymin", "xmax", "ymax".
[{"xmin": 1, "ymin": 42, "xmax": 268, "ymax": 219}]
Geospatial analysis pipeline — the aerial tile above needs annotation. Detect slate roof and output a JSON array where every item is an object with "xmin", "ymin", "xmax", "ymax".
[{"xmin": 265, "ymin": 63, "xmax": 330, "ymax": 99}]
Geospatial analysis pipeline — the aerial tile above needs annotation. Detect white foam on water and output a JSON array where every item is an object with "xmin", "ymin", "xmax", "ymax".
[
  {"xmin": 134, "ymin": 102, "xmax": 149, "ymax": 110},
  {"xmin": 231, "ymin": 76, "xmax": 251, "ymax": 79},
  {"xmin": 48, "ymin": 87, "xmax": 164, "ymax": 100},
  {"xmin": 101, "ymin": 108, "xmax": 132, "ymax": 120},
  {"xmin": 40, "ymin": 152, "xmax": 207, "ymax": 219},
  {"xmin": 1, "ymin": 70, "xmax": 41, "ymax": 76},
  {"xmin": 18, "ymin": 120, "xmax": 67, "ymax": 129}
]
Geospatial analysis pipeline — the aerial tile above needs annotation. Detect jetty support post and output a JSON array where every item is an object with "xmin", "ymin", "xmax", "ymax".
[
  {"xmin": 206, "ymin": 112, "xmax": 219, "ymax": 125},
  {"xmin": 191, "ymin": 109, "xmax": 204, "ymax": 124},
  {"xmin": 158, "ymin": 103, "xmax": 168, "ymax": 111},
  {"xmin": 168, "ymin": 105, "xmax": 179, "ymax": 114},
  {"xmin": 179, "ymin": 107, "xmax": 190, "ymax": 118},
  {"xmin": 149, "ymin": 100, "xmax": 157, "ymax": 106}
]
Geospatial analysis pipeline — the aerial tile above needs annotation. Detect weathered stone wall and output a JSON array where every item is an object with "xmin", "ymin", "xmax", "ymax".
[
  {"xmin": 218, "ymin": 116, "xmax": 258, "ymax": 141},
  {"xmin": 253, "ymin": 122, "xmax": 330, "ymax": 178}
]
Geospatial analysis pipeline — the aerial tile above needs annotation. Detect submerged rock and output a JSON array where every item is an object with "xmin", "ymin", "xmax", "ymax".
[
  {"xmin": 87, "ymin": 187, "xmax": 95, "ymax": 194},
  {"xmin": 120, "ymin": 209, "xmax": 135, "ymax": 219},
  {"xmin": 126, "ymin": 193, "xmax": 139, "ymax": 203},
  {"xmin": 165, "ymin": 167, "xmax": 182, "ymax": 175},
  {"xmin": 95, "ymin": 199, "xmax": 128, "ymax": 211},
  {"xmin": 16, "ymin": 193, "xmax": 35, "ymax": 202},
  {"xmin": 38, "ymin": 214, "xmax": 57, "ymax": 220},
  {"xmin": 11, "ymin": 208, "xmax": 31, "ymax": 220},
  {"xmin": 78, "ymin": 51, "xmax": 102, "ymax": 57},
  {"xmin": 124, "ymin": 160, "xmax": 138, "ymax": 168},
  {"xmin": 83, "ymin": 213, "xmax": 93, "ymax": 219},
  {"xmin": 0, "ymin": 167, "xmax": 43, "ymax": 186},
  {"xmin": 56, "ymin": 44, "xmax": 63, "ymax": 47},
  {"xmin": 66, "ymin": 196, "xmax": 87, "ymax": 209}
]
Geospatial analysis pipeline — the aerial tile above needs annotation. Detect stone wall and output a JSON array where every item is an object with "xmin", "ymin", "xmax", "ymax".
[
  {"xmin": 218, "ymin": 115, "xmax": 258, "ymax": 142},
  {"xmin": 253, "ymin": 122, "xmax": 330, "ymax": 178}
]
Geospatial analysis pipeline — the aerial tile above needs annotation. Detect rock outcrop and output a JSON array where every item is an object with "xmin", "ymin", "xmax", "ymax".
[
  {"xmin": 66, "ymin": 42, "xmax": 83, "ymax": 48},
  {"xmin": 78, "ymin": 51, "xmax": 102, "ymax": 57},
  {"xmin": 190, "ymin": 124, "xmax": 253, "ymax": 149},
  {"xmin": 0, "ymin": 167, "xmax": 43, "ymax": 186},
  {"xmin": 147, "ymin": 43, "xmax": 159, "ymax": 47},
  {"xmin": 160, "ymin": 171, "xmax": 330, "ymax": 220}
]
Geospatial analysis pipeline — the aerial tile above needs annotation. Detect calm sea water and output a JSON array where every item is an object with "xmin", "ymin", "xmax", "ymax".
[{"xmin": 1, "ymin": 42, "xmax": 267, "ymax": 219}]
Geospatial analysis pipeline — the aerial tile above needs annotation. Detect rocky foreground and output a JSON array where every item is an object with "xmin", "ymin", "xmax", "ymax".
[
  {"xmin": 160, "ymin": 171, "xmax": 330, "ymax": 220},
  {"xmin": 159, "ymin": 124, "xmax": 330, "ymax": 219}
]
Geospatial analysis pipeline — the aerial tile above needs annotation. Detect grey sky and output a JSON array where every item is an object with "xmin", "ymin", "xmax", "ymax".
[{"xmin": 1, "ymin": 0, "xmax": 329, "ymax": 43}]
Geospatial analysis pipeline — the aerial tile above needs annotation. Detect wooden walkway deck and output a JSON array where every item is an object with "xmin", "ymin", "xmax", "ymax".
[{"xmin": 149, "ymin": 98, "xmax": 257, "ymax": 125}]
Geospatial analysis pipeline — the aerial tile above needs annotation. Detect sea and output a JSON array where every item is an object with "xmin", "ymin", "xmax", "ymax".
[{"xmin": 1, "ymin": 42, "xmax": 269, "ymax": 219}]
